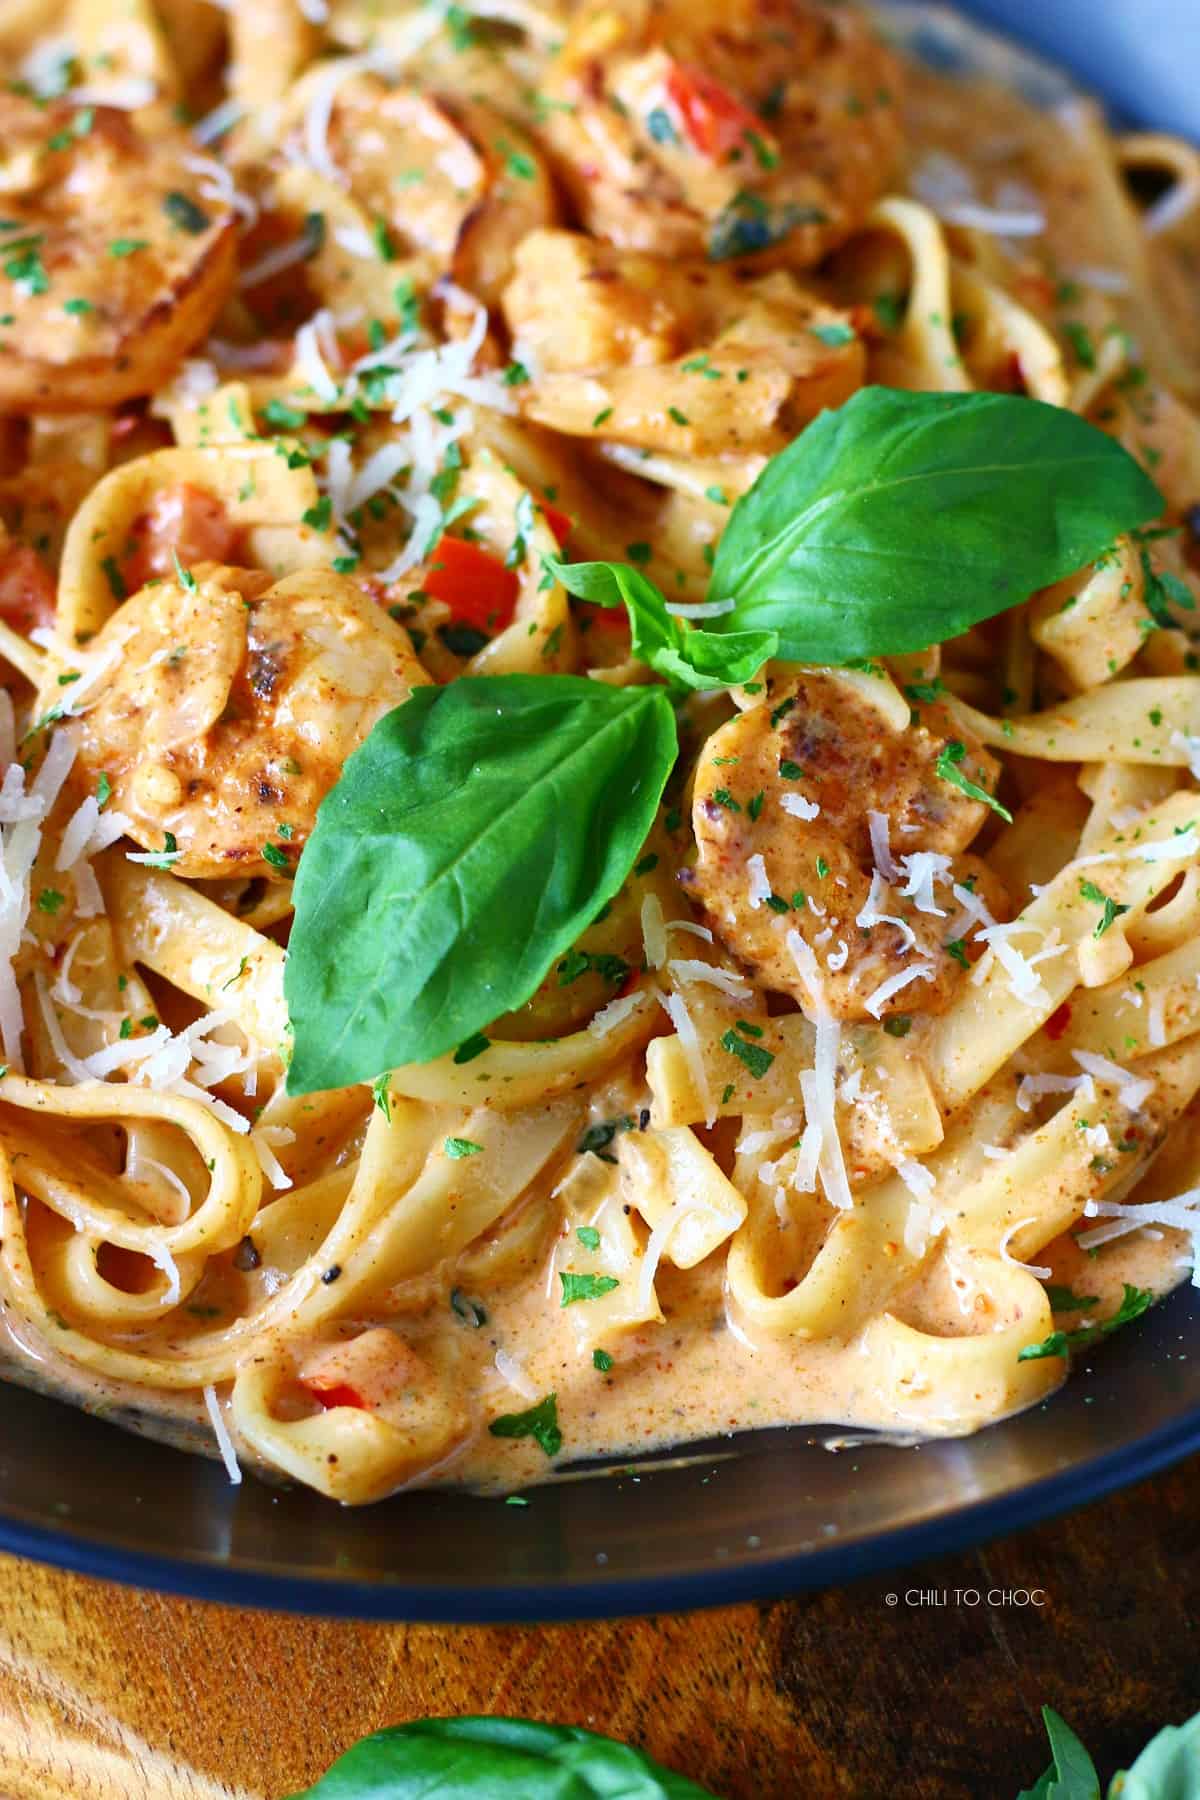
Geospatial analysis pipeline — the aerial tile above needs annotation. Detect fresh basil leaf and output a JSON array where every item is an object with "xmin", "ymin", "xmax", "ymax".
[
  {"xmin": 285, "ymin": 676, "xmax": 676, "ymax": 1092},
  {"xmin": 1113, "ymin": 1710, "xmax": 1200, "ymax": 1798},
  {"xmin": 708, "ymin": 387, "xmax": 1164, "ymax": 663},
  {"xmin": 290, "ymin": 1717, "xmax": 719, "ymax": 1798},
  {"xmin": 1017, "ymin": 1709, "xmax": 1102, "ymax": 1800},
  {"xmin": 549, "ymin": 556, "xmax": 777, "ymax": 691}
]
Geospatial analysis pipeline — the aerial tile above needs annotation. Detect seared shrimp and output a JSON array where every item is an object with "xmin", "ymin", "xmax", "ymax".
[
  {"xmin": 503, "ymin": 229, "xmax": 863, "ymax": 454},
  {"xmin": 0, "ymin": 96, "xmax": 236, "ymax": 411},
  {"xmin": 534, "ymin": 0, "xmax": 903, "ymax": 267},
  {"xmin": 686, "ymin": 673, "xmax": 1006, "ymax": 1019},
  {"xmin": 71, "ymin": 567, "xmax": 428, "ymax": 880},
  {"xmin": 273, "ymin": 77, "xmax": 556, "ymax": 307}
]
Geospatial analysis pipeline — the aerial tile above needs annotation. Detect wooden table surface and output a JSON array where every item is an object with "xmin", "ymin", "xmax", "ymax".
[{"xmin": 1, "ymin": 1456, "xmax": 1197, "ymax": 1800}]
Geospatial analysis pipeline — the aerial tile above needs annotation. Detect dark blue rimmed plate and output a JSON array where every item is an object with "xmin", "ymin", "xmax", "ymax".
[
  {"xmin": 2, "ymin": 1282, "xmax": 1198, "ymax": 1619},
  {"xmin": 3, "ymin": 2, "xmax": 1197, "ymax": 1620}
]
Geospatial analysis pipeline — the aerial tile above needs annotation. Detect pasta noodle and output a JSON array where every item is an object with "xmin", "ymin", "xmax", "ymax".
[{"xmin": 0, "ymin": 0, "xmax": 1196, "ymax": 1502}]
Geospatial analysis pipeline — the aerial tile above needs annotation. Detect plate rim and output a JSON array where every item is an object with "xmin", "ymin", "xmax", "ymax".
[{"xmin": 4, "ymin": 1392, "xmax": 1199, "ymax": 1620}]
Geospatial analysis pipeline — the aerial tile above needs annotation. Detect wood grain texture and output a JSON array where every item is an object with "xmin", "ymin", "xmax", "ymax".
[{"xmin": 1, "ymin": 1458, "xmax": 1198, "ymax": 1800}]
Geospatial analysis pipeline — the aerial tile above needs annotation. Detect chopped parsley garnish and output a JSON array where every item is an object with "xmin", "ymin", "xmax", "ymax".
[
  {"xmin": 1062, "ymin": 320, "xmax": 1096, "ymax": 370},
  {"xmin": 502, "ymin": 360, "xmax": 530, "ymax": 386},
  {"xmin": 593, "ymin": 1349, "xmax": 614, "ymax": 1372},
  {"xmin": 721, "ymin": 1025, "xmax": 774, "ymax": 1079},
  {"xmin": 134, "ymin": 830, "xmax": 179, "ymax": 869},
  {"xmin": 263, "ymin": 398, "xmax": 306, "ymax": 430},
  {"xmin": 4, "ymin": 245, "xmax": 49, "ymax": 296},
  {"xmin": 489, "ymin": 1392, "xmax": 562, "ymax": 1456},
  {"xmin": 935, "ymin": 740, "xmax": 1012, "ymax": 821},
  {"xmin": 445, "ymin": 1136, "xmax": 484, "ymax": 1158},
  {"xmin": 453, "ymin": 1032, "xmax": 491, "ymax": 1064},
  {"xmin": 371, "ymin": 1071, "xmax": 392, "ymax": 1120},
  {"xmin": 262, "ymin": 841, "xmax": 290, "ymax": 871},
  {"xmin": 302, "ymin": 496, "xmax": 332, "ymax": 531},
  {"xmin": 163, "ymin": 191, "xmax": 210, "ymax": 234},
  {"xmin": 945, "ymin": 938, "xmax": 969, "ymax": 969},
  {"xmin": 95, "ymin": 772, "xmax": 112, "ymax": 808},
  {"xmin": 171, "ymin": 550, "xmax": 196, "ymax": 594},
  {"xmin": 1043, "ymin": 1284, "xmax": 1100, "ymax": 1312},
  {"xmin": 645, "ymin": 106, "xmax": 679, "ymax": 144},
  {"xmin": 809, "ymin": 321, "xmax": 856, "ymax": 347},
  {"xmin": 1018, "ymin": 1282, "xmax": 1153, "ymax": 1361},
  {"xmin": 63, "ymin": 296, "xmax": 93, "ymax": 316},
  {"xmin": 576, "ymin": 1114, "xmax": 635, "ymax": 1162},
  {"xmin": 560, "ymin": 1271, "xmax": 620, "ymax": 1306},
  {"xmin": 489, "ymin": 1396, "xmax": 561, "ymax": 1454},
  {"xmin": 450, "ymin": 1288, "xmax": 487, "ymax": 1328},
  {"xmin": 576, "ymin": 1225, "xmax": 601, "ymax": 1250},
  {"xmin": 883, "ymin": 1015, "xmax": 912, "ymax": 1038},
  {"xmin": 1078, "ymin": 879, "xmax": 1130, "ymax": 937},
  {"xmin": 108, "ymin": 237, "xmax": 148, "ymax": 258},
  {"xmin": 36, "ymin": 888, "xmax": 65, "ymax": 914},
  {"xmin": 634, "ymin": 852, "xmax": 658, "ymax": 875},
  {"xmin": 557, "ymin": 947, "xmax": 629, "ymax": 987},
  {"xmin": 371, "ymin": 216, "xmax": 397, "ymax": 261}
]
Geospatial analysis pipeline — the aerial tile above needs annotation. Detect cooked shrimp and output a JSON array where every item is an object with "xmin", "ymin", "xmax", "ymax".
[
  {"xmin": 534, "ymin": 0, "xmax": 903, "ymax": 267},
  {"xmin": 71, "ymin": 567, "xmax": 428, "ymax": 879},
  {"xmin": 0, "ymin": 95, "xmax": 237, "ymax": 411},
  {"xmin": 503, "ymin": 229, "xmax": 864, "ymax": 453},
  {"xmin": 274, "ymin": 77, "xmax": 557, "ymax": 306},
  {"xmin": 685, "ymin": 672, "xmax": 1007, "ymax": 1019}
]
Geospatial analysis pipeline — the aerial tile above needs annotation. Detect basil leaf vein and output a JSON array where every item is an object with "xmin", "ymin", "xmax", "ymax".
[{"xmin": 285, "ymin": 676, "xmax": 675, "ymax": 1093}]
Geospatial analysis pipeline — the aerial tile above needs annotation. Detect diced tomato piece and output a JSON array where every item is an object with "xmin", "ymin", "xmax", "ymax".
[
  {"xmin": 122, "ymin": 482, "xmax": 243, "ymax": 593},
  {"xmin": 1045, "ymin": 1002, "xmax": 1072, "ymax": 1041},
  {"xmin": 664, "ymin": 64, "xmax": 769, "ymax": 160},
  {"xmin": 0, "ymin": 544, "xmax": 56, "ymax": 638},
  {"xmin": 540, "ymin": 501, "xmax": 573, "ymax": 547},
  {"xmin": 299, "ymin": 1327, "xmax": 424, "ymax": 1413},
  {"xmin": 423, "ymin": 535, "xmax": 520, "ymax": 633},
  {"xmin": 310, "ymin": 1381, "xmax": 367, "ymax": 1411}
]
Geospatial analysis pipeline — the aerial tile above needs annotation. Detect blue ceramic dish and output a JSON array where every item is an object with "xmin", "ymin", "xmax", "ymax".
[{"xmin": 2, "ymin": 3, "xmax": 1197, "ymax": 1620}]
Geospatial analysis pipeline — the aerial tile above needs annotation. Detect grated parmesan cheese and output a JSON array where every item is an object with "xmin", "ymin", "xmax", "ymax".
[
  {"xmin": 1072, "ymin": 1049, "xmax": 1154, "ymax": 1113},
  {"xmin": 657, "ymin": 989, "xmax": 715, "ymax": 1127},
  {"xmin": 867, "ymin": 811, "xmax": 898, "ymax": 880},
  {"xmin": 746, "ymin": 853, "xmax": 771, "ymax": 911},
  {"xmin": 203, "ymin": 1384, "xmax": 242, "ymax": 1486},
  {"xmin": 863, "ymin": 961, "xmax": 935, "ymax": 1019},
  {"xmin": 666, "ymin": 959, "xmax": 752, "ymax": 999},
  {"xmin": 640, "ymin": 894, "xmax": 667, "ymax": 969},
  {"xmin": 781, "ymin": 792, "xmax": 820, "ymax": 821}
]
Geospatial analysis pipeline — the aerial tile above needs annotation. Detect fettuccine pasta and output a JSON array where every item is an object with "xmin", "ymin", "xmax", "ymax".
[{"xmin": 0, "ymin": 0, "xmax": 1196, "ymax": 1501}]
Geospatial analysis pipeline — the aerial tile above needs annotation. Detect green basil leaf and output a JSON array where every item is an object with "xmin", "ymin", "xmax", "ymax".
[
  {"xmin": 708, "ymin": 387, "xmax": 1164, "ymax": 662},
  {"xmin": 290, "ymin": 1718, "xmax": 719, "ymax": 1798},
  {"xmin": 285, "ymin": 676, "xmax": 676, "ymax": 1092},
  {"xmin": 1016, "ymin": 1709, "xmax": 1102, "ymax": 1800},
  {"xmin": 1112, "ymin": 1710, "xmax": 1200, "ymax": 1798},
  {"xmin": 549, "ymin": 556, "xmax": 776, "ymax": 691}
]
